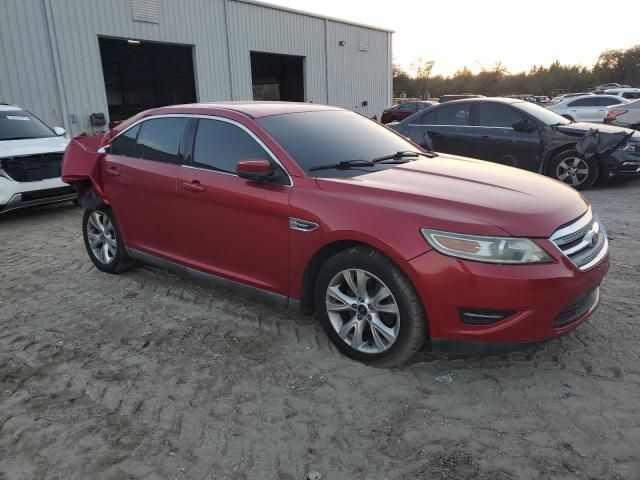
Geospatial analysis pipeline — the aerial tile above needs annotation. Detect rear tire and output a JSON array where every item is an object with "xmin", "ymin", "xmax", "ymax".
[
  {"xmin": 315, "ymin": 246, "xmax": 427, "ymax": 367},
  {"xmin": 548, "ymin": 149, "xmax": 599, "ymax": 190},
  {"xmin": 82, "ymin": 207, "xmax": 134, "ymax": 274}
]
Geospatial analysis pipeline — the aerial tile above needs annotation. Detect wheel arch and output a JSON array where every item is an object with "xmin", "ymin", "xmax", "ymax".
[
  {"xmin": 70, "ymin": 179, "xmax": 107, "ymax": 210},
  {"xmin": 298, "ymin": 238, "xmax": 418, "ymax": 315},
  {"xmin": 543, "ymin": 143, "xmax": 577, "ymax": 175}
]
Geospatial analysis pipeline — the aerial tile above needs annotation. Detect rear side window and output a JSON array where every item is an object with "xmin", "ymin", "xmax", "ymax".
[
  {"xmin": 622, "ymin": 92, "xmax": 640, "ymax": 99},
  {"xmin": 136, "ymin": 117, "xmax": 187, "ymax": 163},
  {"xmin": 476, "ymin": 103, "xmax": 523, "ymax": 128},
  {"xmin": 568, "ymin": 98, "xmax": 598, "ymax": 107},
  {"xmin": 598, "ymin": 97, "xmax": 623, "ymax": 106},
  {"xmin": 436, "ymin": 104, "xmax": 471, "ymax": 125},
  {"xmin": 110, "ymin": 124, "xmax": 140, "ymax": 157},
  {"xmin": 192, "ymin": 119, "xmax": 270, "ymax": 174}
]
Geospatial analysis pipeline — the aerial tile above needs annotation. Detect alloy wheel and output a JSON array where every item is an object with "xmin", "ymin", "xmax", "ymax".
[
  {"xmin": 556, "ymin": 157, "xmax": 590, "ymax": 187},
  {"xmin": 325, "ymin": 269, "xmax": 400, "ymax": 354},
  {"xmin": 86, "ymin": 211, "xmax": 117, "ymax": 264}
]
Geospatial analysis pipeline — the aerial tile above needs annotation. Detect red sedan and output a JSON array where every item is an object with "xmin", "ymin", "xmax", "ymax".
[
  {"xmin": 380, "ymin": 101, "xmax": 436, "ymax": 124},
  {"xmin": 62, "ymin": 102, "xmax": 609, "ymax": 366}
]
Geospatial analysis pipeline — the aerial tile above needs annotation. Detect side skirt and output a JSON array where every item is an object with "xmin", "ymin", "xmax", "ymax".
[{"xmin": 127, "ymin": 248, "xmax": 301, "ymax": 311}]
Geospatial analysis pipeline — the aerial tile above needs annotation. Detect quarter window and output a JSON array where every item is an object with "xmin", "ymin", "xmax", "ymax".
[
  {"xmin": 597, "ymin": 97, "xmax": 623, "ymax": 106},
  {"xmin": 136, "ymin": 117, "xmax": 187, "ymax": 164},
  {"xmin": 110, "ymin": 124, "xmax": 140, "ymax": 157},
  {"xmin": 436, "ymin": 104, "xmax": 471, "ymax": 126},
  {"xmin": 476, "ymin": 104, "xmax": 523, "ymax": 128},
  {"xmin": 192, "ymin": 119, "xmax": 271, "ymax": 174}
]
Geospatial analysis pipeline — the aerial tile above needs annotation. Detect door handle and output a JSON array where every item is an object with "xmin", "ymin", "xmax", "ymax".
[
  {"xmin": 428, "ymin": 131, "xmax": 442, "ymax": 136},
  {"xmin": 481, "ymin": 135, "xmax": 491, "ymax": 139},
  {"xmin": 182, "ymin": 181, "xmax": 205, "ymax": 193},
  {"xmin": 106, "ymin": 167, "xmax": 120, "ymax": 177}
]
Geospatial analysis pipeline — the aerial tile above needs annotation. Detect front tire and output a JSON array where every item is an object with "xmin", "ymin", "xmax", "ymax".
[
  {"xmin": 82, "ymin": 207, "xmax": 134, "ymax": 274},
  {"xmin": 315, "ymin": 246, "xmax": 427, "ymax": 367},
  {"xmin": 548, "ymin": 149, "xmax": 599, "ymax": 190}
]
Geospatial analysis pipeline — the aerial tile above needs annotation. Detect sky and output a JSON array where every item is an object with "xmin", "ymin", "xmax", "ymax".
[{"xmin": 265, "ymin": 0, "xmax": 639, "ymax": 77}]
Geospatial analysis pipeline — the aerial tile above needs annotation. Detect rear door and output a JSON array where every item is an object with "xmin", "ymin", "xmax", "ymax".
[
  {"xmin": 566, "ymin": 97, "xmax": 599, "ymax": 122},
  {"xmin": 474, "ymin": 103, "xmax": 541, "ymax": 171},
  {"xmin": 406, "ymin": 103, "xmax": 474, "ymax": 156},
  {"xmin": 102, "ymin": 117, "xmax": 187, "ymax": 259},
  {"xmin": 176, "ymin": 116, "xmax": 291, "ymax": 295}
]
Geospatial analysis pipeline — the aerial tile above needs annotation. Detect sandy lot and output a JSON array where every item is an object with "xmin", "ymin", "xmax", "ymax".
[{"xmin": 1, "ymin": 180, "xmax": 639, "ymax": 480}]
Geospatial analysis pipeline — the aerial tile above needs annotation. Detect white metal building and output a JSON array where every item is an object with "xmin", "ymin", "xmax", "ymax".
[{"xmin": 0, "ymin": 0, "xmax": 393, "ymax": 136}]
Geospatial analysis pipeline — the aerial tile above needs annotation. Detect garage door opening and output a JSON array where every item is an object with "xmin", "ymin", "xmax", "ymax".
[
  {"xmin": 250, "ymin": 52, "xmax": 304, "ymax": 102},
  {"xmin": 98, "ymin": 37, "xmax": 197, "ymax": 123}
]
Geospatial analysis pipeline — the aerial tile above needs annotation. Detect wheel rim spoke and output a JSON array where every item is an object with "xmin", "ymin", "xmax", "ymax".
[
  {"xmin": 326, "ymin": 268, "xmax": 400, "ymax": 354},
  {"xmin": 87, "ymin": 211, "xmax": 117, "ymax": 265}
]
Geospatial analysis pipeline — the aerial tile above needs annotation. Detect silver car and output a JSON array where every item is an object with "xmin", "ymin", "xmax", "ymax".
[
  {"xmin": 547, "ymin": 95, "xmax": 629, "ymax": 123},
  {"xmin": 604, "ymin": 98, "xmax": 640, "ymax": 130}
]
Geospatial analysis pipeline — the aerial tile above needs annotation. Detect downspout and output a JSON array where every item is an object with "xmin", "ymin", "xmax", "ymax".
[
  {"xmin": 223, "ymin": 0, "xmax": 235, "ymax": 100},
  {"xmin": 43, "ymin": 0, "xmax": 70, "ymax": 134},
  {"xmin": 324, "ymin": 18, "xmax": 330, "ymax": 105}
]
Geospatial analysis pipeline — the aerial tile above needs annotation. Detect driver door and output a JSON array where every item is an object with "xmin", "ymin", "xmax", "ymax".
[{"xmin": 176, "ymin": 117, "xmax": 291, "ymax": 296}]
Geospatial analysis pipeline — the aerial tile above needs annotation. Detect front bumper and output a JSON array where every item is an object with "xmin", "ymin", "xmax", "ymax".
[
  {"xmin": 400, "ymin": 241, "xmax": 610, "ymax": 345},
  {"xmin": 604, "ymin": 149, "xmax": 640, "ymax": 177},
  {"xmin": 0, "ymin": 176, "xmax": 75, "ymax": 213}
]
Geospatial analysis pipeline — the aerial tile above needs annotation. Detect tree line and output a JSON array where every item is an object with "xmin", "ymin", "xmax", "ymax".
[{"xmin": 393, "ymin": 44, "xmax": 640, "ymax": 98}]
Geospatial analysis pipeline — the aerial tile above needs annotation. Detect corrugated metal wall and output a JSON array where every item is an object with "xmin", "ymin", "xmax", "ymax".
[{"xmin": 0, "ymin": 0, "xmax": 391, "ymax": 136}]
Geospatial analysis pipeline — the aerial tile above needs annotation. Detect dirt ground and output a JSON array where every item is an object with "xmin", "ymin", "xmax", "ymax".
[{"xmin": 1, "ymin": 180, "xmax": 639, "ymax": 480}]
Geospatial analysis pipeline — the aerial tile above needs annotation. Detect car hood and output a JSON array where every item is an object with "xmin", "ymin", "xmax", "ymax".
[
  {"xmin": 315, "ymin": 155, "xmax": 589, "ymax": 238},
  {"xmin": 554, "ymin": 121, "xmax": 640, "ymax": 140},
  {"xmin": 0, "ymin": 136, "xmax": 69, "ymax": 157}
]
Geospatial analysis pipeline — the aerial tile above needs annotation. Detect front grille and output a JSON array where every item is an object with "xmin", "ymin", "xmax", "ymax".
[
  {"xmin": 550, "ymin": 208, "xmax": 608, "ymax": 271},
  {"xmin": 0, "ymin": 152, "xmax": 63, "ymax": 182},
  {"xmin": 554, "ymin": 288, "xmax": 598, "ymax": 328},
  {"xmin": 20, "ymin": 186, "xmax": 74, "ymax": 202}
]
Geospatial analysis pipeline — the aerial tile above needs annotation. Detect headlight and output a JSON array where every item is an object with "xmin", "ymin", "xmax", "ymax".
[
  {"xmin": 618, "ymin": 142, "xmax": 639, "ymax": 152},
  {"xmin": 421, "ymin": 229, "xmax": 553, "ymax": 264}
]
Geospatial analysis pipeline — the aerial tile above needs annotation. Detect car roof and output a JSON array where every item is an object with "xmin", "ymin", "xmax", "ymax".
[
  {"xmin": 0, "ymin": 104, "xmax": 23, "ymax": 112},
  {"xmin": 152, "ymin": 101, "xmax": 343, "ymax": 119},
  {"xmin": 439, "ymin": 97, "xmax": 523, "ymax": 105}
]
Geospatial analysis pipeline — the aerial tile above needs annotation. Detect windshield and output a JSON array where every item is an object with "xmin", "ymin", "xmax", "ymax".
[
  {"xmin": 257, "ymin": 110, "xmax": 422, "ymax": 177},
  {"xmin": 0, "ymin": 109, "xmax": 56, "ymax": 140},
  {"xmin": 514, "ymin": 101, "xmax": 571, "ymax": 125}
]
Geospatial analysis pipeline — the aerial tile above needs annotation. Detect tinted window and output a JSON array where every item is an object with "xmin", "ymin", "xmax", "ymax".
[
  {"xmin": 418, "ymin": 110, "xmax": 436, "ymax": 125},
  {"xmin": 515, "ymin": 101, "xmax": 570, "ymax": 125},
  {"xmin": 257, "ymin": 110, "xmax": 421, "ymax": 178},
  {"xmin": 398, "ymin": 103, "xmax": 417, "ymax": 111},
  {"xmin": 622, "ymin": 92, "xmax": 640, "ymax": 99},
  {"xmin": 568, "ymin": 98, "xmax": 598, "ymax": 107},
  {"xmin": 136, "ymin": 118, "xmax": 187, "ymax": 163},
  {"xmin": 0, "ymin": 109, "xmax": 55, "ymax": 140},
  {"xmin": 192, "ymin": 119, "xmax": 270, "ymax": 174},
  {"xmin": 436, "ymin": 104, "xmax": 471, "ymax": 125},
  {"xmin": 110, "ymin": 124, "xmax": 140, "ymax": 157},
  {"xmin": 476, "ymin": 103, "xmax": 523, "ymax": 128},
  {"xmin": 598, "ymin": 97, "xmax": 623, "ymax": 106}
]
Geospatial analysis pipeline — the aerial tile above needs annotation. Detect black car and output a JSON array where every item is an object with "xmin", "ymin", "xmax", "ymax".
[{"xmin": 390, "ymin": 97, "xmax": 640, "ymax": 190}]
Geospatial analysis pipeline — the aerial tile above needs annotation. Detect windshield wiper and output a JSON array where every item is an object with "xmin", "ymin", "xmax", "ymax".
[
  {"xmin": 309, "ymin": 151, "xmax": 435, "ymax": 172},
  {"xmin": 370, "ymin": 150, "xmax": 437, "ymax": 162}
]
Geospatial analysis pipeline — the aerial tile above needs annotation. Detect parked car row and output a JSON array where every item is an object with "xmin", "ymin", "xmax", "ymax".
[{"xmin": 389, "ymin": 97, "xmax": 640, "ymax": 189}]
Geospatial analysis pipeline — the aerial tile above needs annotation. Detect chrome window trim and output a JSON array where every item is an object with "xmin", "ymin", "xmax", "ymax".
[
  {"xmin": 108, "ymin": 113, "xmax": 294, "ymax": 187},
  {"xmin": 407, "ymin": 124, "xmax": 516, "ymax": 130}
]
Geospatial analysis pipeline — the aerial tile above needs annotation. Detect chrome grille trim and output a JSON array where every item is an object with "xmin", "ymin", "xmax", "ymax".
[{"xmin": 550, "ymin": 207, "xmax": 608, "ymax": 271}]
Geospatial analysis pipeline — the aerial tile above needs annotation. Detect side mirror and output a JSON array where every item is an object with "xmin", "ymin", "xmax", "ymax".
[
  {"xmin": 512, "ymin": 118, "xmax": 536, "ymax": 133},
  {"xmin": 236, "ymin": 159, "xmax": 274, "ymax": 181},
  {"xmin": 53, "ymin": 126, "xmax": 66, "ymax": 136}
]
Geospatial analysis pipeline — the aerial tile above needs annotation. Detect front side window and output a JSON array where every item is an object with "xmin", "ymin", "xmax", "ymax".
[
  {"xmin": 192, "ymin": 119, "xmax": 271, "ymax": 174},
  {"xmin": 110, "ymin": 124, "xmax": 140, "ymax": 157},
  {"xmin": 476, "ymin": 103, "xmax": 523, "ymax": 128},
  {"xmin": 436, "ymin": 104, "xmax": 471, "ymax": 126},
  {"xmin": 0, "ymin": 109, "xmax": 56, "ymax": 141},
  {"xmin": 136, "ymin": 117, "xmax": 187, "ymax": 163}
]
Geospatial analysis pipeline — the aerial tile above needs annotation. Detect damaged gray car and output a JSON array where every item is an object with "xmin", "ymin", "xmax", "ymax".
[{"xmin": 389, "ymin": 97, "xmax": 640, "ymax": 190}]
